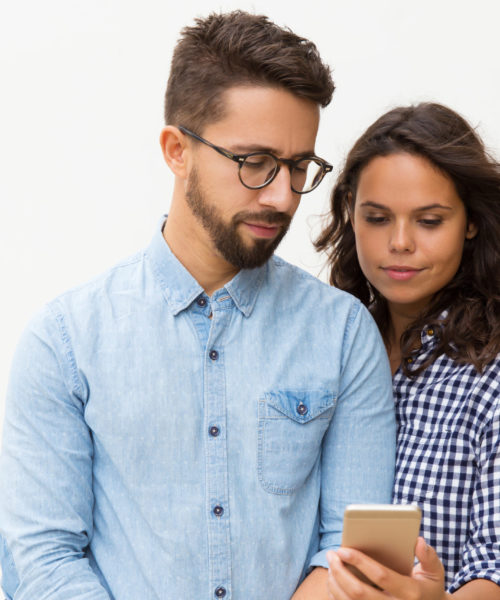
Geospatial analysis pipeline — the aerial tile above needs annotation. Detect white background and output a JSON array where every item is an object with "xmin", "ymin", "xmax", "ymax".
[{"xmin": 1, "ymin": 0, "xmax": 500, "ymax": 435}]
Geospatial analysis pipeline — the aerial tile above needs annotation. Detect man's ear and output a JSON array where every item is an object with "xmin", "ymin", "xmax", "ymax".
[
  {"xmin": 465, "ymin": 220, "xmax": 478, "ymax": 239},
  {"xmin": 159, "ymin": 126, "xmax": 190, "ymax": 178}
]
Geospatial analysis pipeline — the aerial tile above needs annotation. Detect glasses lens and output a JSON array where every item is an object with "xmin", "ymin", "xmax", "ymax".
[
  {"xmin": 240, "ymin": 154, "xmax": 278, "ymax": 188},
  {"xmin": 291, "ymin": 159, "xmax": 324, "ymax": 193}
]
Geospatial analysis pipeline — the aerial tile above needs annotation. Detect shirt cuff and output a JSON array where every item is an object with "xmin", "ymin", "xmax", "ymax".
[
  {"xmin": 308, "ymin": 544, "xmax": 341, "ymax": 571},
  {"xmin": 449, "ymin": 569, "xmax": 500, "ymax": 593}
]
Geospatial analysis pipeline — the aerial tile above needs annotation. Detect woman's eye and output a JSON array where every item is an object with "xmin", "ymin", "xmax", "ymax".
[
  {"xmin": 419, "ymin": 218, "xmax": 443, "ymax": 227},
  {"xmin": 365, "ymin": 215, "xmax": 388, "ymax": 224}
]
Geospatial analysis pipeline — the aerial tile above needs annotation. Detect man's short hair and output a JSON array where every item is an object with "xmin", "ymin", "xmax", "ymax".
[{"xmin": 164, "ymin": 10, "xmax": 334, "ymax": 133}]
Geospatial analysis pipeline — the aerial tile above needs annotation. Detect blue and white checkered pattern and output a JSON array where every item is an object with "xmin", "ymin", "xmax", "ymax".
[{"xmin": 392, "ymin": 327, "xmax": 500, "ymax": 593}]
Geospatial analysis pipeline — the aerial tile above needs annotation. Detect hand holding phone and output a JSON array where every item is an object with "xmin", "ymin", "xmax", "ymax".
[{"xmin": 340, "ymin": 504, "xmax": 421, "ymax": 587}]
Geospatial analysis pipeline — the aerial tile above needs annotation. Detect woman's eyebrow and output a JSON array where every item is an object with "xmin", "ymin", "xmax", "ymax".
[
  {"xmin": 359, "ymin": 201, "xmax": 453, "ymax": 211},
  {"xmin": 359, "ymin": 201, "xmax": 387, "ymax": 209},
  {"xmin": 414, "ymin": 203, "xmax": 453, "ymax": 211}
]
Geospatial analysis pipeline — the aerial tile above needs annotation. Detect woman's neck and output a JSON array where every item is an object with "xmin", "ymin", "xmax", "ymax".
[{"xmin": 386, "ymin": 305, "xmax": 420, "ymax": 375}]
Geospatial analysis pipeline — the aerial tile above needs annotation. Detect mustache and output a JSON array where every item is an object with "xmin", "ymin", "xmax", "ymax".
[{"xmin": 233, "ymin": 210, "xmax": 291, "ymax": 227}]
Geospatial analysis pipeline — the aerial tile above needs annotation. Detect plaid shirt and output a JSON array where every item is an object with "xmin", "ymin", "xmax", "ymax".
[{"xmin": 392, "ymin": 326, "xmax": 500, "ymax": 592}]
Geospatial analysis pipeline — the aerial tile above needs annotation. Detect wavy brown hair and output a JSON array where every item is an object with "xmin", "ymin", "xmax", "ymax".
[
  {"xmin": 164, "ymin": 10, "xmax": 334, "ymax": 133},
  {"xmin": 316, "ymin": 102, "xmax": 500, "ymax": 377}
]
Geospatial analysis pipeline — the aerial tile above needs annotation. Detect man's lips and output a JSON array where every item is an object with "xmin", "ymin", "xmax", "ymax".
[
  {"xmin": 242, "ymin": 221, "xmax": 281, "ymax": 239},
  {"xmin": 381, "ymin": 266, "xmax": 424, "ymax": 281}
]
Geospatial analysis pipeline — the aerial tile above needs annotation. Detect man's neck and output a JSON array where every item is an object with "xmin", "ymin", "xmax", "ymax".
[{"xmin": 163, "ymin": 202, "xmax": 239, "ymax": 297}]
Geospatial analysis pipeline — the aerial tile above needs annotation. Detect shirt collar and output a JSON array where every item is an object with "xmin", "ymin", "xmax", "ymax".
[
  {"xmin": 146, "ymin": 216, "xmax": 266, "ymax": 317},
  {"xmin": 419, "ymin": 309, "xmax": 449, "ymax": 351}
]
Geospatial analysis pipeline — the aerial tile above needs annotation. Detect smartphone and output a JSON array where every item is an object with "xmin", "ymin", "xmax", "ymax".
[{"xmin": 340, "ymin": 504, "xmax": 421, "ymax": 587}]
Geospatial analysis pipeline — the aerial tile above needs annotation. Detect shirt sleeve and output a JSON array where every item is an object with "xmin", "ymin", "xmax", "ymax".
[
  {"xmin": 448, "ymin": 363, "xmax": 500, "ymax": 593},
  {"xmin": 0, "ymin": 303, "xmax": 111, "ymax": 599},
  {"xmin": 308, "ymin": 302, "xmax": 396, "ymax": 569}
]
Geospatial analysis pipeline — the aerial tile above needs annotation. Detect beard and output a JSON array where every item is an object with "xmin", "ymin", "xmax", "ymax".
[{"xmin": 185, "ymin": 167, "xmax": 292, "ymax": 269}]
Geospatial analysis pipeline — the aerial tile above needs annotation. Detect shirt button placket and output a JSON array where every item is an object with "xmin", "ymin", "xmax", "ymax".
[{"xmin": 205, "ymin": 309, "xmax": 231, "ymax": 599}]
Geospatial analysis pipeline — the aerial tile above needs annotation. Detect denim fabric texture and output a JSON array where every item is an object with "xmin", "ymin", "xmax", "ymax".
[
  {"xmin": 0, "ymin": 537, "xmax": 17, "ymax": 599},
  {"xmin": 0, "ymin": 220, "xmax": 396, "ymax": 600}
]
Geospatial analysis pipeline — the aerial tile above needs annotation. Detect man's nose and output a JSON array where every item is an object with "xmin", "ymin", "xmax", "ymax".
[{"xmin": 257, "ymin": 166, "xmax": 298, "ymax": 213}]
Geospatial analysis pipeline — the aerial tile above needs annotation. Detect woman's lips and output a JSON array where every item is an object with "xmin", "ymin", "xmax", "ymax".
[
  {"xmin": 243, "ymin": 222, "xmax": 280, "ymax": 239},
  {"xmin": 382, "ymin": 266, "xmax": 423, "ymax": 281}
]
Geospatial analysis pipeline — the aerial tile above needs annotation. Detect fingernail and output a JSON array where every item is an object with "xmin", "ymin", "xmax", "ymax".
[{"xmin": 337, "ymin": 548, "xmax": 351, "ymax": 560}]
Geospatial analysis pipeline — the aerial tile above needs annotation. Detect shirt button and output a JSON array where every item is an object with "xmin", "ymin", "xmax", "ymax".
[
  {"xmin": 209, "ymin": 426, "xmax": 220, "ymax": 437},
  {"xmin": 215, "ymin": 587, "xmax": 226, "ymax": 598},
  {"xmin": 406, "ymin": 357, "xmax": 413, "ymax": 364},
  {"xmin": 296, "ymin": 403, "xmax": 308, "ymax": 416},
  {"xmin": 213, "ymin": 505, "xmax": 224, "ymax": 517},
  {"xmin": 209, "ymin": 350, "xmax": 219, "ymax": 361},
  {"xmin": 197, "ymin": 297, "xmax": 207, "ymax": 307},
  {"xmin": 426, "ymin": 328, "xmax": 434, "ymax": 336}
]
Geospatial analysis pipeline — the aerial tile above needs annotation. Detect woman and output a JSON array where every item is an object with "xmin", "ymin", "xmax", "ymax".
[{"xmin": 316, "ymin": 102, "xmax": 500, "ymax": 599}]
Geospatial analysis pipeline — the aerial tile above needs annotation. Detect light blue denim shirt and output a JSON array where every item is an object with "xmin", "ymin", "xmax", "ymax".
[{"xmin": 0, "ymin": 220, "xmax": 396, "ymax": 600}]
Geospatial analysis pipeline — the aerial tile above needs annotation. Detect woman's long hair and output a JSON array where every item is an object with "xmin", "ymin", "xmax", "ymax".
[{"xmin": 316, "ymin": 102, "xmax": 500, "ymax": 377}]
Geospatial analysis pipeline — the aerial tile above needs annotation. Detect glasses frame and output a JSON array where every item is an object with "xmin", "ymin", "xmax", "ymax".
[{"xmin": 179, "ymin": 126, "xmax": 332, "ymax": 194}]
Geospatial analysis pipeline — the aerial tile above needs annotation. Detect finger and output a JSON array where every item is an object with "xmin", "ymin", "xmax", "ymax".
[
  {"xmin": 336, "ymin": 547, "xmax": 416, "ymax": 598},
  {"xmin": 328, "ymin": 552, "xmax": 361, "ymax": 600},
  {"xmin": 327, "ymin": 565, "xmax": 349, "ymax": 600},
  {"xmin": 412, "ymin": 537, "xmax": 445, "ymax": 583},
  {"xmin": 328, "ymin": 550, "xmax": 383, "ymax": 599},
  {"xmin": 326, "ymin": 552, "xmax": 342, "ymax": 600}
]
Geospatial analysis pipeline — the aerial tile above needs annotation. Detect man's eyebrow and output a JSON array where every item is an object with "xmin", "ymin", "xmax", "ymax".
[
  {"xmin": 359, "ymin": 201, "xmax": 453, "ymax": 211},
  {"xmin": 230, "ymin": 143, "xmax": 316, "ymax": 158}
]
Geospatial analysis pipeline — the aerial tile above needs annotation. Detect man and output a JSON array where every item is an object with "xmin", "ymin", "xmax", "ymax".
[{"xmin": 0, "ymin": 11, "xmax": 396, "ymax": 599}]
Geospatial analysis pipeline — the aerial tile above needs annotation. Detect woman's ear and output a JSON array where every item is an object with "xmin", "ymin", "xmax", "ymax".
[
  {"xmin": 465, "ymin": 220, "xmax": 478, "ymax": 239},
  {"xmin": 159, "ymin": 126, "xmax": 190, "ymax": 178}
]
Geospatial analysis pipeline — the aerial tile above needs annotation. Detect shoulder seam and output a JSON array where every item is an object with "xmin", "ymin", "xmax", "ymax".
[{"xmin": 46, "ymin": 302, "xmax": 84, "ymax": 400}]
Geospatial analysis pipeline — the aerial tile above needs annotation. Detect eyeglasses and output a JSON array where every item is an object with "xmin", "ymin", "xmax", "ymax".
[{"xmin": 179, "ymin": 126, "xmax": 332, "ymax": 194}]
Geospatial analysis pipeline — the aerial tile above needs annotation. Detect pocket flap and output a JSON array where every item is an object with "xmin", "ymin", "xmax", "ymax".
[{"xmin": 263, "ymin": 389, "xmax": 336, "ymax": 423}]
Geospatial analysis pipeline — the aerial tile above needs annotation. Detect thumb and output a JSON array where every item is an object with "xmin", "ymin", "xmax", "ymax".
[{"xmin": 413, "ymin": 537, "xmax": 444, "ymax": 580}]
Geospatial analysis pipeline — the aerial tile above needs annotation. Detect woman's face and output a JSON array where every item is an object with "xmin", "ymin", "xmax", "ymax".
[{"xmin": 352, "ymin": 152, "xmax": 477, "ymax": 318}]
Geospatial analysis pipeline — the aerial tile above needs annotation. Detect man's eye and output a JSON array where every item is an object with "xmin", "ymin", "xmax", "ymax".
[{"xmin": 244, "ymin": 155, "xmax": 271, "ymax": 169}]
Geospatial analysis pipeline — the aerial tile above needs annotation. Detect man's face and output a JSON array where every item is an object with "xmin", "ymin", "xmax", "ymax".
[
  {"xmin": 183, "ymin": 86, "xmax": 320, "ymax": 269},
  {"xmin": 185, "ymin": 166, "xmax": 292, "ymax": 269}
]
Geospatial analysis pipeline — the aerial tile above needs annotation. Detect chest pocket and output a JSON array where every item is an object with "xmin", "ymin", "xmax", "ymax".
[{"xmin": 258, "ymin": 389, "xmax": 336, "ymax": 495}]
